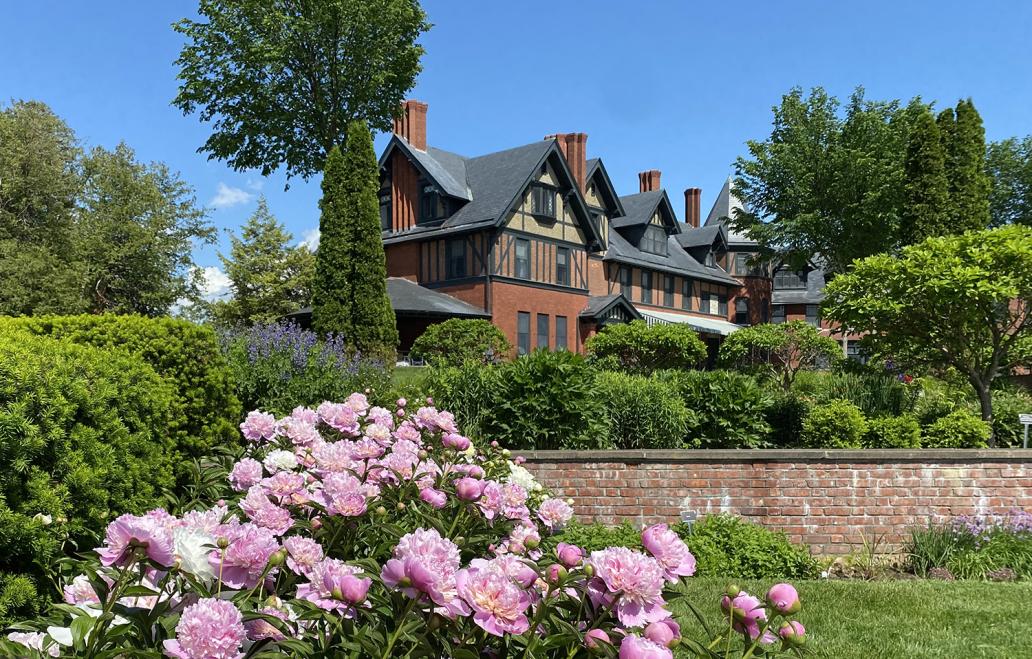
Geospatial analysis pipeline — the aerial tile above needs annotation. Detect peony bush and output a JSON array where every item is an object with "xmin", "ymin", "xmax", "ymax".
[{"xmin": 3, "ymin": 394, "xmax": 807, "ymax": 658}]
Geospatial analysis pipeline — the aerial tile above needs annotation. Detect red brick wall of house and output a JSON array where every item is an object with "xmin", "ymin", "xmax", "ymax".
[
  {"xmin": 391, "ymin": 155, "xmax": 420, "ymax": 232},
  {"xmin": 434, "ymin": 281, "xmax": 488, "ymax": 312},
  {"xmin": 386, "ymin": 243, "xmax": 419, "ymax": 280},
  {"xmin": 491, "ymin": 281, "xmax": 590, "ymax": 354},
  {"xmin": 522, "ymin": 450, "xmax": 1032, "ymax": 555},
  {"xmin": 733, "ymin": 276, "xmax": 773, "ymax": 325}
]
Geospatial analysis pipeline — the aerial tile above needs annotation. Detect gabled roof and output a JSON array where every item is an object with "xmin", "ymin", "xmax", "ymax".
[
  {"xmin": 604, "ymin": 228, "xmax": 740, "ymax": 286},
  {"xmin": 613, "ymin": 190, "xmax": 679, "ymax": 230},
  {"xmin": 580, "ymin": 294, "xmax": 642, "ymax": 321},
  {"xmin": 704, "ymin": 177, "xmax": 756, "ymax": 246},
  {"xmin": 584, "ymin": 158, "xmax": 626, "ymax": 217},
  {"xmin": 286, "ymin": 278, "xmax": 490, "ymax": 323},
  {"xmin": 380, "ymin": 136, "xmax": 472, "ymax": 201},
  {"xmin": 675, "ymin": 223, "xmax": 727, "ymax": 250}
]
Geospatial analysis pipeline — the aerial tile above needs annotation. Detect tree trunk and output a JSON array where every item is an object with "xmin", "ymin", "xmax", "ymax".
[{"xmin": 974, "ymin": 382, "xmax": 995, "ymax": 448}]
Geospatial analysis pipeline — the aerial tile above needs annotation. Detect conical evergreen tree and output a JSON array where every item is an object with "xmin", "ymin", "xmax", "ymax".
[
  {"xmin": 947, "ymin": 99, "xmax": 991, "ymax": 232},
  {"xmin": 901, "ymin": 109, "xmax": 951, "ymax": 244},
  {"xmin": 312, "ymin": 123, "xmax": 398, "ymax": 359}
]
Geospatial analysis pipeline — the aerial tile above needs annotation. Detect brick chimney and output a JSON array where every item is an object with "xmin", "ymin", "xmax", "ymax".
[
  {"xmin": 546, "ymin": 133, "xmax": 588, "ymax": 192},
  {"xmin": 638, "ymin": 170, "xmax": 661, "ymax": 193},
  {"xmin": 393, "ymin": 100, "xmax": 428, "ymax": 151},
  {"xmin": 684, "ymin": 188, "xmax": 702, "ymax": 227}
]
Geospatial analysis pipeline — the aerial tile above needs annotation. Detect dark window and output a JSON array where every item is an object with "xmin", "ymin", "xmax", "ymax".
[
  {"xmin": 682, "ymin": 279, "xmax": 693, "ymax": 310},
  {"xmin": 774, "ymin": 268, "xmax": 807, "ymax": 289},
  {"xmin": 641, "ymin": 271, "xmax": 653, "ymax": 304},
  {"xmin": 805, "ymin": 304, "xmax": 819, "ymax": 326},
  {"xmin": 537, "ymin": 314, "xmax": 550, "ymax": 349},
  {"xmin": 556, "ymin": 247, "xmax": 570, "ymax": 286},
  {"xmin": 517, "ymin": 312, "xmax": 531, "ymax": 355},
  {"xmin": 847, "ymin": 340, "xmax": 868, "ymax": 364},
  {"xmin": 663, "ymin": 275, "xmax": 675, "ymax": 307},
  {"xmin": 772, "ymin": 305, "xmax": 786, "ymax": 324},
  {"xmin": 734, "ymin": 253, "xmax": 764, "ymax": 276},
  {"xmin": 419, "ymin": 185, "xmax": 446, "ymax": 223},
  {"xmin": 555, "ymin": 316, "xmax": 568, "ymax": 350},
  {"xmin": 515, "ymin": 238, "xmax": 531, "ymax": 279},
  {"xmin": 640, "ymin": 225, "xmax": 668, "ymax": 255},
  {"xmin": 531, "ymin": 185, "xmax": 556, "ymax": 219},
  {"xmin": 379, "ymin": 191, "xmax": 391, "ymax": 231},
  {"xmin": 735, "ymin": 298, "xmax": 750, "ymax": 324},
  {"xmin": 706, "ymin": 251, "xmax": 717, "ymax": 267},
  {"xmin": 761, "ymin": 300, "xmax": 769, "ymax": 323},
  {"xmin": 619, "ymin": 266, "xmax": 631, "ymax": 298},
  {"xmin": 718, "ymin": 295, "xmax": 728, "ymax": 318},
  {"xmin": 445, "ymin": 238, "xmax": 466, "ymax": 279}
]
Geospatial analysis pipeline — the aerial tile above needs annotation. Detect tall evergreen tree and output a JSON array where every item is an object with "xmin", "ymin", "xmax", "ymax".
[
  {"xmin": 312, "ymin": 121, "xmax": 397, "ymax": 357},
  {"xmin": 212, "ymin": 196, "xmax": 314, "ymax": 326},
  {"xmin": 901, "ymin": 109, "xmax": 951, "ymax": 244},
  {"xmin": 947, "ymin": 99, "xmax": 991, "ymax": 231}
]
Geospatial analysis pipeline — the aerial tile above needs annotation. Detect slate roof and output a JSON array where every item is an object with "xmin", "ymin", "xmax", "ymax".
[
  {"xmin": 580, "ymin": 294, "xmax": 642, "ymax": 320},
  {"xmin": 584, "ymin": 158, "xmax": 625, "ymax": 216},
  {"xmin": 675, "ymin": 223, "xmax": 725, "ymax": 250},
  {"xmin": 604, "ymin": 228, "xmax": 740, "ymax": 286},
  {"xmin": 286, "ymin": 278, "xmax": 489, "ymax": 323},
  {"xmin": 613, "ymin": 190, "xmax": 667, "ymax": 227},
  {"xmin": 704, "ymin": 177, "xmax": 756, "ymax": 247}
]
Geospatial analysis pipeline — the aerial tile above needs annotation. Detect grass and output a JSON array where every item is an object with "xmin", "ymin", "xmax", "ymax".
[
  {"xmin": 671, "ymin": 577, "xmax": 1032, "ymax": 658},
  {"xmin": 391, "ymin": 365, "xmax": 428, "ymax": 390}
]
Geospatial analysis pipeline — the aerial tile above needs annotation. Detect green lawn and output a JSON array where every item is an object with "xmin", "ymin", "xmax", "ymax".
[
  {"xmin": 671, "ymin": 578, "xmax": 1032, "ymax": 658},
  {"xmin": 391, "ymin": 365, "xmax": 428, "ymax": 390}
]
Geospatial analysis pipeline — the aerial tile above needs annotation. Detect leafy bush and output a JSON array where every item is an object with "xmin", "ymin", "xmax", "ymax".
[
  {"xmin": 220, "ymin": 321, "xmax": 391, "ymax": 416},
  {"xmin": 990, "ymin": 387, "xmax": 1032, "ymax": 448},
  {"xmin": 865, "ymin": 414, "xmax": 922, "ymax": 448},
  {"xmin": 801, "ymin": 399, "xmax": 868, "ymax": 448},
  {"xmin": 676, "ymin": 514, "xmax": 820, "ymax": 579},
  {"xmin": 484, "ymin": 350, "xmax": 608, "ymax": 450},
  {"xmin": 422, "ymin": 362, "xmax": 502, "ymax": 442},
  {"xmin": 585, "ymin": 319, "xmax": 706, "ymax": 373},
  {"xmin": 544, "ymin": 520, "xmax": 644, "ymax": 553},
  {"xmin": 658, "ymin": 370, "xmax": 772, "ymax": 448},
  {"xmin": 719, "ymin": 320, "xmax": 841, "ymax": 390},
  {"xmin": 921, "ymin": 409, "xmax": 991, "ymax": 448},
  {"xmin": 2, "ymin": 314, "xmax": 239, "ymax": 462},
  {"xmin": 0, "ymin": 333, "xmax": 175, "ymax": 624},
  {"xmin": 792, "ymin": 371, "xmax": 916, "ymax": 417},
  {"xmin": 409, "ymin": 318, "xmax": 511, "ymax": 366},
  {"xmin": 595, "ymin": 372, "xmax": 692, "ymax": 449},
  {"xmin": 764, "ymin": 393, "xmax": 811, "ymax": 447}
]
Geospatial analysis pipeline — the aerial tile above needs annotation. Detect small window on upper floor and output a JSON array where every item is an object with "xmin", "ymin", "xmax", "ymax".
[
  {"xmin": 640, "ymin": 225, "xmax": 668, "ymax": 256},
  {"xmin": 774, "ymin": 268, "xmax": 807, "ymax": 290},
  {"xmin": 379, "ymin": 190, "xmax": 391, "ymax": 231},
  {"xmin": 531, "ymin": 185, "xmax": 556, "ymax": 219},
  {"xmin": 446, "ymin": 238, "xmax": 466, "ymax": 279},
  {"xmin": 515, "ymin": 238, "xmax": 531, "ymax": 280},
  {"xmin": 706, "ymin": 251, "xmax": 716, "ymax": 267},
  {"xmin": 419, "ymin": 185, "xmax": 446, "ymax": 223}
]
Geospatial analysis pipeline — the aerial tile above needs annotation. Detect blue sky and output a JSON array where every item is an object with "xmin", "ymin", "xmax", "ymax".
[{"xmin": 3, "ymin": 1, "xmax": 1031, "ymax": 298}]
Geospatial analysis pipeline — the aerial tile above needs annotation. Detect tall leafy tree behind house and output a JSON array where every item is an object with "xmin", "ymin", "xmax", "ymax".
[
  {"xmin": 77, "ymin": 144, "xmax": 215, "ymax": 315},
  {"xmin": 172, "ymin": 0, "xmax": 430, "ymax": 181},
  {"xmin": 211, "ymin": 196, "xmax": 315, "ymax": 326},
  {"xmin": 312, "ymin": 122, "xmax": 397, "ymax": 357},
  {"xmin": 987, "ymin": 135, "xmax": 1032, "ymax": 227},
  {"xmin": 900, "ymin": 108, "xmax": 951, "ymax": 244}
]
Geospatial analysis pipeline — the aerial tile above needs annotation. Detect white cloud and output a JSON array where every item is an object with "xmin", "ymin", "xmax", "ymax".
[
  {"xmin": 299, "ymin": 228, "xmax": 320, "ymax": 251},
  {"xmin": 198, "ymin": 265, "xmax": 232, "ymax": 301},
  {"xmin": 246, "ymin": 178, "xmax": 264, "ymax": 191},
  {"xmin": 210, "ymin": 182, "xmax": 254, "ymax": 209}
]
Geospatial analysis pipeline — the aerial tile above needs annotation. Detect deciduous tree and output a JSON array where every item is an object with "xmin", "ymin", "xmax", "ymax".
[
  {"xmin": 986, "ymin": 135, "xmax": 1032, "ymax": 227},
  {"xmin": 718, "ymin": 320, "xmax": 842, "ymax": 390}
]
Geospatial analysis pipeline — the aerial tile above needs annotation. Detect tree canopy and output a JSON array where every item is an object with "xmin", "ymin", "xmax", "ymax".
[
  {"xmin": 585, "ymin": 320, "xmax": 707, "ymax": 374},
  {"xmin": 821, "ymin": 226, "xmax": 1032, "ymax": 444},
  {"xmin": 718, "ymin": 320, "xmax": 842, "ymax": 390},
  {"xmin": 173, "ymin": 0, "xmax": 430, "ymax": 180},
  {"xmin": 987, "ymin": 135, "xmax": 1032, "ymax": 227}
]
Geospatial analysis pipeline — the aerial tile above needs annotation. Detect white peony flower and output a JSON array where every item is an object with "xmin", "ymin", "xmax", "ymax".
[
  {"xmin": 174, "ymin": 526, "xmax": 217, "ymax": 582},
  {"xmin": 263, "ymin": 449, "xmax": 298, "ymax": 473},
  {"xmin": 506, "ymin": 462, "xmax": 542, "ymax": 492}
]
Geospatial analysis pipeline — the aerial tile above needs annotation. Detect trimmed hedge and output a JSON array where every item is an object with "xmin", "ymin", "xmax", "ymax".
[
  {"xmin": 1, "ymin": 315, "xmax": 240, "ymax": 463},
  {"xmin": 585, "ymin": 320, "xmax": 707, "ymax": 373},
  {"xmin": 0, "ymin": 332, "xmax": 176, "ymax": 623},
  {"xmin": 865, "ymin": 414, "xmax": 922, "ymax": 448},
  {"xmin": 802, "ymin": 399, "xmax": 868, "ymax": 448},
  {"xmin": 410, "ymin": 318, "xmax": 511, "ymax": 367}
]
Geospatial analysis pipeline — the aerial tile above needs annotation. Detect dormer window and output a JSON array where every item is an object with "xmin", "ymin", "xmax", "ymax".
[
  {"xmin": 641, "ymin": 225, "xmax": 668, "ymax": 256},
  {"xmin": 378, "ymin": 190, "xmax": 391, "ymax": 231},
  {"xmin": 705, "ymin": 251, "xmax": 716, "ymax": 267},
  {"xmin": 774, "ymin": 268, "xmax": 807, "ymax": 290},
  {"xmin": 531, "ymin": 184, "xmax": 556, "ymax": 219}
]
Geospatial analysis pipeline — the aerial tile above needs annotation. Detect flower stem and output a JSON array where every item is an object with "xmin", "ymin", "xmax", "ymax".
[
  {"xmin": 380, "ymin": 598, "xmax": 417, "ymax": 659},
  {"xmin": 520, "ymin": 584, "xmax": 554, "ymax": 659}
]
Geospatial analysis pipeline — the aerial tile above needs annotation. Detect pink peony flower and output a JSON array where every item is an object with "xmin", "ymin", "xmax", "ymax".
[
  {"xmin": 537, "ymin": 497, "xmax": 574, "ymax": 531},
  {"xmin": 502, "ymin": 523, "xmax": 540, "ymax": 555},
  {"xmin": 163, "ymin": 598, "xmax": 246, "ymax": 659},
  {"xmin": 619, "ymin": 634, "xmax": 673, "ymax": 659},
  {"xmin": 261, "ymin": 471, "xmax": 306, "ymax": 501},
  {"xmin": 240, "ymin": 411, "xmax": 278, "ymax": 443},
  {"xmin": 720, "ymin": 591, "xmax": 767, "ymax": 639},
  {"xmin": 283, "ymin": 536, "xmax": 324, "ymax": 577},
  {"xmin": 280, "ymin": 417, "xmax": 322, "ymax": 447},
  {"xmin": 556, "ymin": 542, "xmax": 584, "ymax": 568},
  {"xmin": 588, "ymin": 547, "xmax": 670, "ymax": 628},
  {"xmin": 346, "ymin": 392, "xmax": 369, "ymax": 414},
  {"xmin": 312, "ymin": 441, "xmax": 362, "ymax": 474},
  {"xmin": 63, "ymin": 574, "xmax": 100, "ymax": 606},
  {"xmin": 766, "ymin": 583, "xmax": 801, "ymax": 614},
  {"xmin": 296, "ymin": 557, "xmax": 370, "ymax": 613},
  {"xmin": 317, "ymin": 402, "xmax": 360, "ymax": 436},
  {"xmin": 779, "ymin": 620, "xmax": 806, "ymax": 646},
  {"xmin": 366, "ymin": 406, "xmax": 394, "ymax": 428},
  {"xmin": 584, "ymin": 628, "xmax": 611, "ymax": 650},
  {"xmin": 454, "ymin": 464, "xmax": 485, "ymax": 479},
  {"xmin": 381, "ymin": 528, "xmax": 469, "ymax": 616},
  {"xmin": 478, "ymin": 481, "xmax": 504, "ymax": 520},
  {"xmin": 7, "ymin": 632, "xmax": 58, "ymax": 657},
  {"xmin": 291, "ymin": 405, "xmax": 319, "ymax": 425},
  {"xmin": 97, "ymin": 513, "xmax": 175, "ymax": 568},
  {"xmin": 442, "ymin": 433, "xmax": 471, "ymax": 451},
  {"xmin": 351, "ymin": 437, "xmax": 385, "ymax": 459},
  {"xmin": 319, "ymin": 472, "xmax": 368, "ymax": 517},
  {"xmin": 239, "ymin": 487, "xmax": 293, "ymax": 536},
  {"xmin": 456, "ymin": 560, "xmax": 532, "ymax": 636},
  {"xmin": 501, "ymin": 483, "xmax": 530, "ymax": 520},
  {"xmin": 641, "ymin": 524, "xmax": 696, "ymax": 582},
  {"xmin": 209, "ymin": 523, "xmax": 280, "ymax": 589},
  {"xmin": 228, "ymin": 458, "xmax": 263, "ymax": 492},
  {"xmin": 455, "ymin": 477, "xmax": 484, "ymax": 501},
  {"xmin": 644, "ymin": 619, "xmax": 681, "ymax": 648},
  {"xmin": 419, "ymin": 487, "xmax": 448, "ymax": 509},
  {"xmin": 244, "ymin": 605, "xmax": 288, "ymax": 642}
]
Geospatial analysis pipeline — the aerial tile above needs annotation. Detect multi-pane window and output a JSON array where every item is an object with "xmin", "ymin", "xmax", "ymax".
[
  {"xmin": 379, "ymin": 191, "xmax": 391, "ymax": 231},
  {"xmin": 619, "ymin": 266, "xmax": 631, "ymax": 298},
  {"xmin": 847, "ymin": 340, "xmax": 868, "ymax": 364},
  {"xmin": 682, "ymin": 279, "xmax": 693, "ymax": 310},
  {"xmin": 419, "ymin": 186, "xmax": 446, "ymax": 223},
  {"xmin": 734, "ymin": 253, "xmax": 764, "ymax": 276},
  {"xmin": 735, "ymin": 298, "xmax": 750, "ymax": 325},
  {"xmin": 772, "ymin": 304, "xmax": 786, "ymax": 324},
  {"xmin": 445, "ymin": 238, "xmax": 466, "ymax": 279},
  {"xmin": 555, "ymin": 316, "xmax": 568, "ymax": 350},
  {"xmin": 718, "ymin": 295, "xmax": 728, "ymax": 317},
  {"xmin": 517, "ymin": 312, "xmax": 530, "ymax": 355},
  {"xmin": 556, "ymin": 247, "xmax": 570, "ymax": 286},
  {"xmin": 515, "ymin": 239, "xmax": 531, "ymax": 279},
  {"xmin": 805, "ymin": 304, "xmax": 819, "ymax": 327},
  {"xmin": 641, "ymin": 271, "xmax": 653, "ymax": 304},
  {"xmin": 537, "ymin": 314, "xmax": 550, "ymax": 349},
  {"xmin": 663, "ymin": 275, "xmax": 675, "ymax": 307},
  {"xmin": 640, "ymin": 225, "xmax": 668, "ymax": 255},
  {"xmin": 705, "ymin": 251, "xmax": 717, "ymax": 267},
  {"xmin": 774, "ymin": 268, "xmax": 807, "ymax": 289},
  {"xmin": 531, "ymin": 185, "xmax": 556, "ymax": 219}
]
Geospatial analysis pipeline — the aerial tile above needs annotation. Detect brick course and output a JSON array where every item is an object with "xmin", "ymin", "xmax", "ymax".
[{"xmin": 521, "ymin": 449, "xmax": 1032, "ymax": 555}]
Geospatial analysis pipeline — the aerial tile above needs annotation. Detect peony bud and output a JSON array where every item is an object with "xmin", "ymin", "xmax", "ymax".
[
  {"xmin": 725, "ymin": 584, "xmax": 741, "ymax": 598},
  {"xmin": 779, "ymin": 621, "xmax": 806, "ymax": 646},
  {"xmin": 766, "ymin": 583, "xmax": 801, "ymax": 614},
  {"xmin": 397, "ymin": 398, "xmax": 407, "ymax": 408},
  {"xmin": 397, "ymin": 502, "xmax": 406, "ymax": 511},
  {"xmin": 217, "ymin": 537, "xmax": 230, "ymax": 550},
  {"xmin": 311, "ymin": 518, "xmax": 323, "ymax": 530},
  {"xmin": 523, "ymin": 535, "xmax": 539, "ymax": 550},
  {"xmin": 339, "ymin": 575, "xmax": 371, "ymax": 604},
  {"xmin": 582, "ymin": 563, "xmax": 594, "ymax": 577},
  {"xmin": 419, "ymin": 488, "xmax": 448, "ymax": 509},
  {"xmin": 267, "ymin": 549, "xmax": 287, "ymax": 567},
  {"xmin": 546, "ymin": 564, "xmax": 568, "ymax": 584},
  {"xmin": 556, "ymin": 542, "xmax": 583, "ymax": 568},
  {"xmin": 644, "ymin": 619, "xmax": 681, "ymax": 648},
  {"xmin": 584, "ymin": 629, "xmax": 610, "ymax": 651}
]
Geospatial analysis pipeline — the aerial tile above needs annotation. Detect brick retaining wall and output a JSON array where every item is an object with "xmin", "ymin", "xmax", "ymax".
[{"xmin": 520, "ymin": 449, "xmax": 1032, "ymax": 555}]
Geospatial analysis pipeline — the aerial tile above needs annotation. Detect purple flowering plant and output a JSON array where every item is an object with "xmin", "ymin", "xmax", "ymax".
[{"xmin": 3, "ymin": 394, "xmax": 807, "ymax": 658}]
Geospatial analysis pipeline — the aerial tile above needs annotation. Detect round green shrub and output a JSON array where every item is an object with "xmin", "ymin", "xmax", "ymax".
[
  {"xmin": 765, "ymin": 393, "xmax": 811, "ymax": 447},
  {"xmin": 865, "ymin": 414, "xmax": 922, "ymax": 448},
  {"xmin": 410, "ymin": 318, "xmax": 511, "ymax": 367},
  {"xmin": 585, "ymin": 320, "xmax": 706, "ymax": 373},
  {"xmin": 675, "ymin": 514, "xmax": 820, "ymax": 579},
  {"xmin": 0, "ymin": 333, "xmax": 176, "ymax": 624},
  {"xmin": 657, "ymin": 370, "xmax": 772, "ymax": 448},
  {"xmin": 801, "ymin": 399, "xmax": 869, "ymax": 448},
  {"xmin": 922, "ymin": 410, "xmax": 991, "ymax": 448},
  {"xmin": 595, "ymin": 372, "xmax": 692, "ymax": 449},
  {"xmin": 990, "ymin": 387, "xmax": 1032, "ymax": 448}
]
